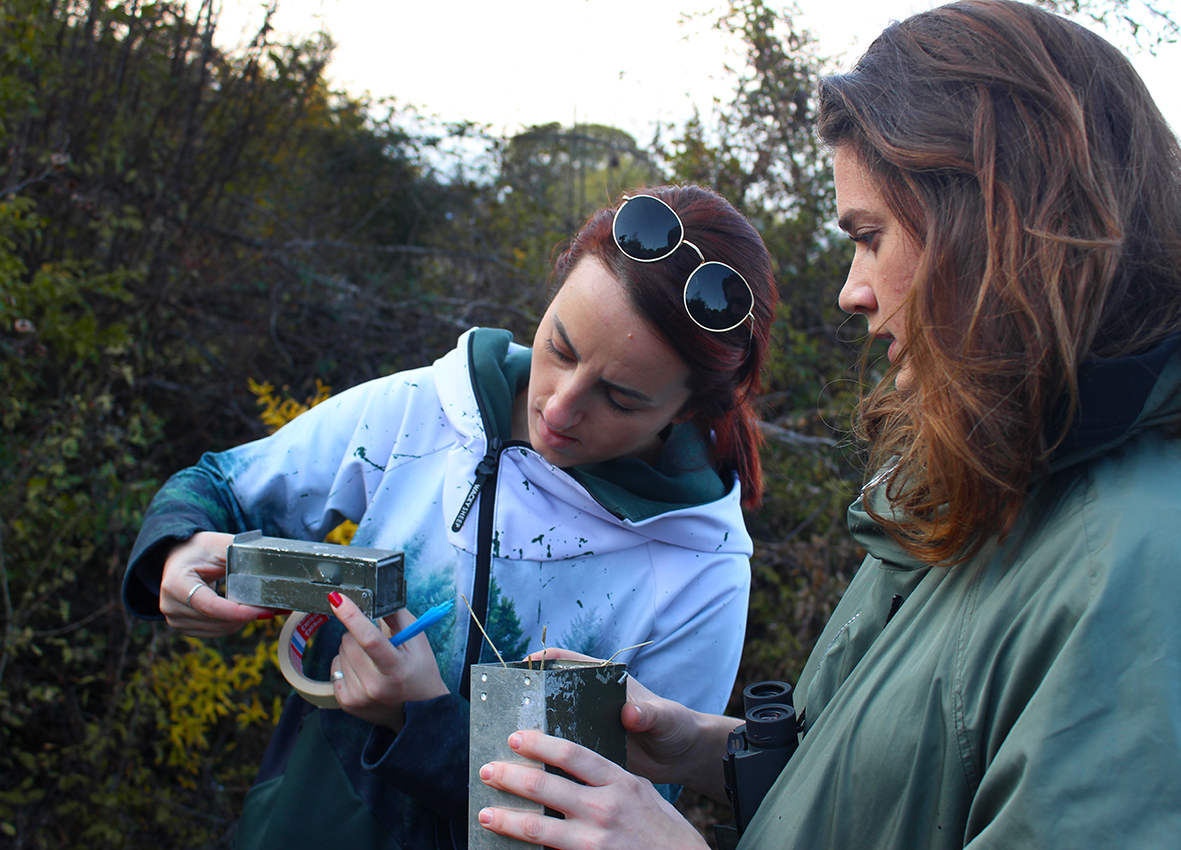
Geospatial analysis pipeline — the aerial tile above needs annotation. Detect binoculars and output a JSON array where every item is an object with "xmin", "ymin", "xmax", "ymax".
[{"xmin": 721, "ymin": 680, "xmax": 799, "ymax": 838}]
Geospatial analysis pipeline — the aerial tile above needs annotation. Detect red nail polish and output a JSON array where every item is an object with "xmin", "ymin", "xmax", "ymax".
[
  {"xmin": 328, "ymin": 591, "xmax": 343, "ymax": 607},
  {"xmin": 256, "ymin": 611, "xmax": 275, "ymax": 620}
]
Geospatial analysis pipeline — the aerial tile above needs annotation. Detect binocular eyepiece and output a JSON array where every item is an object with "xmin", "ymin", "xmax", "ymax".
[{"xmin": 739, "ymin": 681, "xmax": 795, "ymax": 749}]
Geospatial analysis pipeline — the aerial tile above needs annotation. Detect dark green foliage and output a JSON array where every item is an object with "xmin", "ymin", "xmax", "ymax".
[{"xmin": 0, "ymin": 1, "xmax": 462, "ymax": 845}]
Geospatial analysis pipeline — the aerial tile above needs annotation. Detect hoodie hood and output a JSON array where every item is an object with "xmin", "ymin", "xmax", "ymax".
[{"xmin": 434, "ymin": 327, "xmax": 751, "ymax": 561}]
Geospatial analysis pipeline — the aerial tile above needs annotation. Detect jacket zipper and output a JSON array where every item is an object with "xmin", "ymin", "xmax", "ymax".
[
  {"xmin": 451, "ymin": 438, "xmax": 503, "ymax": 532},
  {"xmin": 458, "ymin": 448, "xmax": 499, "ymax": 701},
  {"xmin": 456, "ymin": 332, "xmax": 508, "ymax": 701}
]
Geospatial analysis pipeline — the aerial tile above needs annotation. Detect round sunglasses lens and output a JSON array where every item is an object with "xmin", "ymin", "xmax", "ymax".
[
  {"xmin": 613, "ymin": 196, "xmax": 683, "ymax": 261},
  {"xmin": 684, "ymin": 263, "xmax": 754, "ymax": 331}
]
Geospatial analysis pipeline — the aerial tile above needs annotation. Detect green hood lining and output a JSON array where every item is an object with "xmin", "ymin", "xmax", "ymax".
[{"xmin": 467, "ymin": 328, "xmax": 727, "ymax": 522}]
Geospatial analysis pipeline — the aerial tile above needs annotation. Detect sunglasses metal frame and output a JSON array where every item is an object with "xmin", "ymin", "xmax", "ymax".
[{"xmin": 612, "ymin": 194, "xmax": 755, "ymax": 333}]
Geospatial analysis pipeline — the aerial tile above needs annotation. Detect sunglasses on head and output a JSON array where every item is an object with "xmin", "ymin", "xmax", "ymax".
[{"xmin": 612, "ymin": 194, "xmax": 755, "ymax": 333}]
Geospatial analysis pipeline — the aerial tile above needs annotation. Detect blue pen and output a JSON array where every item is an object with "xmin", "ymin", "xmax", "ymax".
[{"xmin": 388, "ymin": 599, "xmax": 455, "ymax": 647}]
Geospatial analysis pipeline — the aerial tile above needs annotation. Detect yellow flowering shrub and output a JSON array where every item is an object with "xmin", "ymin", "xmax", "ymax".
[
  {"xmin": 149, "ymin": 379, "xmax": 356, "ymax": 779},
  {"xmin": 247, "ymin": 377, "xmax": 333, "ymax": 434}
]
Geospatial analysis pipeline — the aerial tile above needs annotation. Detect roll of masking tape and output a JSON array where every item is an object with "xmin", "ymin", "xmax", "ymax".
[{"xmin": 277, "ymin": 611, "xmax": 390, "ymax": 709}]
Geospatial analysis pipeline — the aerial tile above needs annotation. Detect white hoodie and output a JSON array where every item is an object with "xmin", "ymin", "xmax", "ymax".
[{"xmin": 127, "ymin": 327, "xmax": 752, "ymax": 714}]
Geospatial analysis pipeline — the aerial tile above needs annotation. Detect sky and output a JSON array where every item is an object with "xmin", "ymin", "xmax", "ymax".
[{"xmin": 212, "ymin": 0, "xmax": 1181, "ymax": 143}]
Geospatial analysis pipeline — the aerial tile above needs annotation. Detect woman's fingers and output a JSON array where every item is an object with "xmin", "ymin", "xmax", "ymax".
[
  {"xmin": 477, "ymin": 805, "xmax": 574, "ymax": 850},
  {"xmin": 504, "ymin": 729, "xmax": 621, "ymax": 789},
  {"xmin": 478, "ymin": 731, "xmax": 711, "ymax": 850},
  {"xmin": 328, "ymin": 592, "xmax": 395, "ymax": 696},
  {"xmin": 520, "ymin": 647, "xmax": 598, "ymax": 664},
  {"xmin": 160, "ymin": 532, "xmax": 271, "ymax": 635},
  {"xmin": 330, "ymin": 651, "xmax": 358, "ymax": 694},
  {"xmin": 477, "ymin": 736, "xmax": 623, "ymax": 850},
  {"xmin": 328, "ymin": 595, "xmax": 401, "ymax": 727},
  {"xmin": 327, "ymin": 595, "xmax": 449, "ymax": 729},
  {"xmin": 328, "ymin": 591, "xmax": 391, "ymax": 653},
  {"xmin": 479, "ymin": 759, "xmax": 580, "ymax": 818}
]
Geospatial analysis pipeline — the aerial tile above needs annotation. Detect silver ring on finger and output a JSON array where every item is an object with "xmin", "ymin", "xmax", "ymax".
[
  {"xmin": 331, "ymin": 670, "xmax": 345, "ymax": 682},
  {"xmin": 186, "ymin": 582, "xmax": 206, "ymax": 607}
]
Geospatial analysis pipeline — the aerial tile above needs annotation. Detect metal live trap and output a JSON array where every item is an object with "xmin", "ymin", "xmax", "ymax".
[
  {"xmin": 225, "ymin": 530, "xmax": 405, "ymax": 618},
  {"xmin": 468, "ymin": 659, "xmax": 627, "ymax": 849}
]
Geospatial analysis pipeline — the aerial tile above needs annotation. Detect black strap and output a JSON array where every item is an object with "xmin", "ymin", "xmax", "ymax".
[{"xmin": 458, "ymin": 464, "xmax": 497, "ymax": 700}]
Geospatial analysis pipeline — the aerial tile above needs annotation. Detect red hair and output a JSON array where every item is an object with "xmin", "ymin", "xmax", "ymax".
[{"xmin": 552, "ymin": 185, "xmax": 777, "ymax": 506}]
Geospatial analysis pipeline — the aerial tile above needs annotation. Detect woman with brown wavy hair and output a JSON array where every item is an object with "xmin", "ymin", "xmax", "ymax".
[
  {"xmin": 825, "ymin": 0, "xmax": 1181, "ymax": 565},
  {"xmin": 475, "ymin": 3, "xmax": 1181, "ymax": 848}
]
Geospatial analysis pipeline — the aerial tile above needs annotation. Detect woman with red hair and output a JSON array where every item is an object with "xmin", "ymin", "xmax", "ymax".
[{"xmin": 122, "ymin": 184, "xmax": 778, "ymax": 849}]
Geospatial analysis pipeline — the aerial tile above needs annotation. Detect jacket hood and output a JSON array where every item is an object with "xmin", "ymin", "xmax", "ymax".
[
  {"xmin": 1049, "ymin": 330, "xmax": 1181, "ymax": 471},
  {"xmin": 434, "ymin": 327, "xmax": 752, "ymax": 560},
  {"xmin": 849, "ymin": 336, "xmax": 1181, "ymax": 570}
]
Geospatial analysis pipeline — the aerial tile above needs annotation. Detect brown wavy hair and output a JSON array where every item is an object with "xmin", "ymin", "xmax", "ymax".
[
  {"xmin": 552, "ymin": 185, "xmax": 778, "ymax": 506},
  {"xmin": 817, "ymin": 0, "xmax": 1181, "ymax": 563}
]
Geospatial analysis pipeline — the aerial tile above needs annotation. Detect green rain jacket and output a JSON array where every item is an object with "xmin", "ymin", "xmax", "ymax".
[{"xmin": 742, "ymin": 335, "xmax": 1181, "ymax": 849}]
